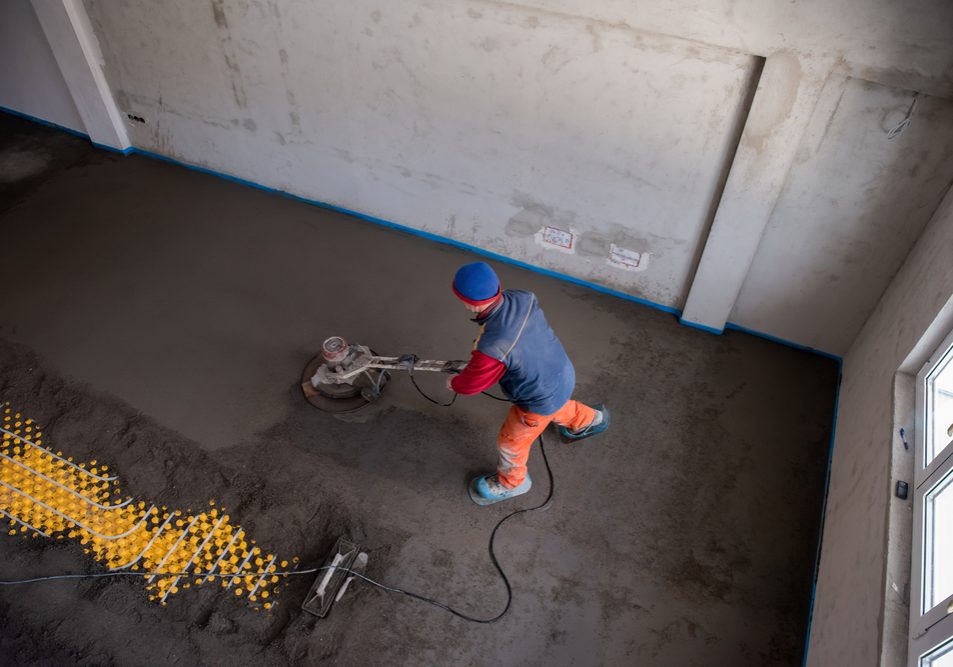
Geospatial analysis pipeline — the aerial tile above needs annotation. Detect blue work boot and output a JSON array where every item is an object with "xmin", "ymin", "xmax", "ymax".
[
  {"xmin": 558, "ymin": 404, "xmax": 610, "ymax": 442},
  {"xmin": 468, "ymin": 473, "xmax": 532, "ymax": 506}
]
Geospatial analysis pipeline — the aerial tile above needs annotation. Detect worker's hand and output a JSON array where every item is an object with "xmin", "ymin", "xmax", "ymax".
[{"xmin": 445, "ymin": 376, "xmax": 456, "ymax": 393}]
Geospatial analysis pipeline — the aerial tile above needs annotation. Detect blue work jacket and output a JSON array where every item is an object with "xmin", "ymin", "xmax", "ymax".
[{"xmin": 474, "ymin": 290, "xmax": 575, "ymax": 415}]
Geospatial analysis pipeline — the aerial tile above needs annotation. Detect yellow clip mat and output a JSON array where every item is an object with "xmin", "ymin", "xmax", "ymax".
[{"xmin": 0, "ymin": 403, "xmax": 294, "ymax": 609}]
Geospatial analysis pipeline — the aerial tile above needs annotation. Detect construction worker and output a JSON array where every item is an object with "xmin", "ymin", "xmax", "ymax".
[{"xmin": 447, "ymin": 261, "xmax": 609, "ymax": 505}]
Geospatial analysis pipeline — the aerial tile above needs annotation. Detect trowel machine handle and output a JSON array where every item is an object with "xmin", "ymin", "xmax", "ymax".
[
  {"xmin": 306, "ymin": 338, "xmax": 469, "ymax": 408},
  {"xmin": 316, "ymin": 352, "xmax": 466, "ymax": 384},
  {"xmin": 309, "ymin": 337, "xmax": 467, "ymax": 387},
  {"xmin": 395, "ymin": 354, "xmax": 467, "ymax": 374}
]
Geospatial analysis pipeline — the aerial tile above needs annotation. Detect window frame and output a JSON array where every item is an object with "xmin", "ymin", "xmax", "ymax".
[{"xmin": 910, "ymin": 328, "xmax": 953, "ymax": 665}]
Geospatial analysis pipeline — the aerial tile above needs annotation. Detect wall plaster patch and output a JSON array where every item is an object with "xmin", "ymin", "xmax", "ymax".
[
  {"xmin": 608, "ymin": 244, "xmax": 649, "ymax": 272},
  {"xmin": 536, "ymin": 226, "xmax": 575, "ymax": 253}
]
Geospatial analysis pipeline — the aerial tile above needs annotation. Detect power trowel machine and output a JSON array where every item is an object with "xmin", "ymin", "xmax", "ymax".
[{"xmin": 300, "ymin": 335, "xmax": 467, "ymax": 413}]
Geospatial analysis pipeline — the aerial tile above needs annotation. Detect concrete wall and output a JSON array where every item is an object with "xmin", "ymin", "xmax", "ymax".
[
  {"xmin": 84, "ymin": 0, "xmax": 758, "ymax": 308},
  {"xmin": 514, "ymin": 0, "xmax": 953, "ymax": 98},
  {"xmin": 0, "ymin": 0, "xmax": 84, "ymax": 133},
  {"xmin": 732, "ymin": 78, "xmax": 953, "ymax": 354},
  {"xmin": 808, "ymin": 187, "xmax": 953, "ymax": 665},
  {"xmin": 75, "ymin": 0, "xmax": 953, "ymax": 356}
]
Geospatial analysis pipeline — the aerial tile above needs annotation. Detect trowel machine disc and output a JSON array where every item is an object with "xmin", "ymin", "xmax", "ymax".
[{"xmin": 300, "ymin": 337, "xmax": 388, "ymax": 413}]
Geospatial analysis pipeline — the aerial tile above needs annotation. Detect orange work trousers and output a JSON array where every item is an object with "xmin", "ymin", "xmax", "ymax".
[{"xmin": 497, "ymin": 399, "xmax": 597, "ymax": 488}]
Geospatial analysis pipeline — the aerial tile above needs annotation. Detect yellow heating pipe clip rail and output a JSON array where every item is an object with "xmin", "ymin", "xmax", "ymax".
[{"xmin": 0, "ymin": 403, "xmax": 296, "ymax": 610}]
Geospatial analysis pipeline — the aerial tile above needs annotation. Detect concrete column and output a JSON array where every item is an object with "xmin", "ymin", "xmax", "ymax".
[
  {"xmin": 30, "ymin": 0, "xmax": 130, "ymax": 151},
  {"xmin": 679, "ymin": 52, "xmax": 828, "ymax": 333}
]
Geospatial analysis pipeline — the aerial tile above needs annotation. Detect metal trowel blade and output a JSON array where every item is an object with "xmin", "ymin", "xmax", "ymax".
[{"xmin": 301, "ymin": 536, "xmax": 360, "ymax": 617}]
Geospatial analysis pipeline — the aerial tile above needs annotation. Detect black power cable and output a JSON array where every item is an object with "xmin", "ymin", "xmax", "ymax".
[
  {"xmin": 407, "ymin": 367, "xmax": 456, "ymax": 407},
  {"xmin": 398, "ymin": 371, "xmax": 553, "ymax": 622},
  {"xmin": 296, "ymin": 434, "xmax": 551, "ymax": 624},
  {"xmin": 401, "ymin": 354, "xmax": 509, "ymax": 406}
]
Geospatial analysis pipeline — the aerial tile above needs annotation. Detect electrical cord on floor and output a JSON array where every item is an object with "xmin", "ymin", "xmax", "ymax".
[
  {"xmin": 397, "ymin": 371, "xmax": 554, "ymax": 622},
  {"xmin": 0, "ymin": 374, "xmax": 555, "ymax": 624},
  {"xmin": 343, "ymin": 438, "xmax": 553, "ymax": 623}
]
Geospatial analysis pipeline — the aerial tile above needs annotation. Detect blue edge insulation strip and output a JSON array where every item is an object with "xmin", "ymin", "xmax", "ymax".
[{"xmin": 2, "ymin": 105, "xmax": 841, "ymax": 663}]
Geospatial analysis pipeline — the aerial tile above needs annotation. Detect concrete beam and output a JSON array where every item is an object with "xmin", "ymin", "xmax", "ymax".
[
  {"xmin": 679, "ymin": 52, "xmax": 828, "ymax": 333},
  {"xmin": 507, "ymin": 0, "xmax": 953, "ymax": 100},
  {"xmin": 30, "ymin": 0, "xmax": 129, "ymax": 151}
]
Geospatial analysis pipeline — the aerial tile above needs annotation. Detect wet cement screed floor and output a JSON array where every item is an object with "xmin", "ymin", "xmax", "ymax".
[{"xmin": 0, "ymin": 114, "xmax": 838, "ymax": 666}]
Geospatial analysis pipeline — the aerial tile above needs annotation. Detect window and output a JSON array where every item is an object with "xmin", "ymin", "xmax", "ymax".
[
  {"xmin": 921, "ymin": 638, "xmax": 953, "ymax": 667},
  {"xmin": 911, "ymin": 331, "xmax": 953, "ymax": 665}
]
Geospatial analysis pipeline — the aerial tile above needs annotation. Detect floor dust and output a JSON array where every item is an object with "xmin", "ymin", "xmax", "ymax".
[{"xmin": 0, "ymin": 113, "xmax": 839, "ymax": 666}]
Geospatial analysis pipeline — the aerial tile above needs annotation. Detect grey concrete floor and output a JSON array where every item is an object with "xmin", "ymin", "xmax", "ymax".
[{"xmin": 0, "ymin": 113, "xmax": 838, "ymax": 666}]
